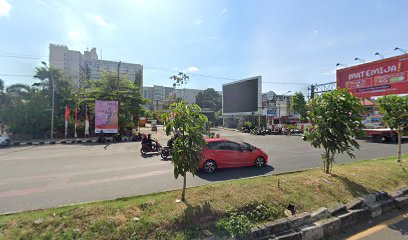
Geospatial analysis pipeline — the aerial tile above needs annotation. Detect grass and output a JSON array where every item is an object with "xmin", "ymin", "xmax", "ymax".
[{"xmin": 1, "ymin": 155, "xmax": 407, "ymax": 239}]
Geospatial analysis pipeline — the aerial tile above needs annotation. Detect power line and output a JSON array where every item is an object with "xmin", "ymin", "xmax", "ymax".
[{"xmin": 0, "ymin": 52, "xmax": 310, "ymax": 85}]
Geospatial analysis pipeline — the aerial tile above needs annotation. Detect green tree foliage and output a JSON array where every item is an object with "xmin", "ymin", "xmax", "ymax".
[
  {"xmin": 290, "ymin": 91, "xmax": 307, "ymax": 121},
  {"xmin": 134, "ymin": 69, "xmax": 143, "ymax": 86},
  {"xmin": 305, "ymin": 89, "xmax": 364, "ymax": 173},
  {"xmin": 195, "ymin": 88, "xmax": 222, "ymax": 111},
  {"xmin": 377, "ymin": 95, "xmax": 408, "ymax": 162},
  {"xmin": 0, "ymin": 78, "xmax": 4, "ymax": 92},
  {"xmin": 1, "ymin": 84, "xmax": 50, "ymax": 139},
  {"xmin": 77, "ymin": 72, "xmax": 146, "ymax": 133},
  {"xmin": 33, "ymin": 66, "xmax": 64, "ymax": 90},
  {"xmin": 165, "ymin": 101, "xmax": 208, "ymax": 201},
  {"xmin": 170, "ymin": 72, "xmax": 190, "ymax": 101}
]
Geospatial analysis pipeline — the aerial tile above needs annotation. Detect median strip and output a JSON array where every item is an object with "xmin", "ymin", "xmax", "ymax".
[{"xmin": 0, "ymin": 155, "xmax": 406, "ymax": 239}]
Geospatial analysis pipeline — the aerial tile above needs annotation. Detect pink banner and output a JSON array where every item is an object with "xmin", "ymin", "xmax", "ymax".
[{"xmin": 95, "ymin": 100, "xmax": 118, "ymax": 133}]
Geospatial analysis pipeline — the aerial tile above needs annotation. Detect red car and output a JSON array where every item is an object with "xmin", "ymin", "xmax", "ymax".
[{"xmin": 199, "ymin": 138, "xmax": 268, "ymax": 173}]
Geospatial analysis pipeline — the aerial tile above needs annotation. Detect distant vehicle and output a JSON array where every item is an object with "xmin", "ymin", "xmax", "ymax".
[
  {"xmin": 139, "ymin": 117, "xmax": 147, "ymax": 127},
  {"xmin": 0, "ymin": 136, "xmax": 11, "ymax": 147},
  {"xmin": 362, "ymin": 128, "xmax": 401, "ymax": 143},
  {"xmin": 200, "ymin": 138, "xmax": 268, "ymax": 173}
]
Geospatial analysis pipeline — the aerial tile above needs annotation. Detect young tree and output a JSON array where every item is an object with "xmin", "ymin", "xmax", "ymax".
[
  {"xmin": 377, "ymin": 95, "xmax": 408, "ymax": 162},
  {"xmin": 305, "ymin": 89, "xmax": 364, "ymax": 173},
  {"xmin": 290, "ymin": 91, "xmax": 307, "ymax": 121},
  {"xmin": 170, "ymin": 72, "xmax": 190, "ymax": 100},
  {"xmin": 165, "ymin": 101, "xmax": 209, "ymax": 202},
  {"xmin": 195, "ymin": 88, "xmax": 222, "ymax": 111}
]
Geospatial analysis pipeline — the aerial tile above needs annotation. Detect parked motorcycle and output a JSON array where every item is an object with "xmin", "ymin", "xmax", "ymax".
[
  {"xmin": 140, "ymin": 139, "xmax": 162, "ymax": 156},
  {"xmin": 97, "ymin": 134, "xmax": 106, "ymax": 143},
  {"xmin": 132, "ymin": 132, "xmax": 143, "ymax": 142},
  {"xmin": 113, "ymin": 133, "xmax": 123, "ymax": 143}
]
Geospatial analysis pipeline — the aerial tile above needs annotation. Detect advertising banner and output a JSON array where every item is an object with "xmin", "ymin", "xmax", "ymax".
[
  {"xmin": 337, "ymin": 54, "xmax": 408, "ymax": 98},
  {"xmin": 95, "ymin": 100, "xmax": 119, "ymax": 133}
]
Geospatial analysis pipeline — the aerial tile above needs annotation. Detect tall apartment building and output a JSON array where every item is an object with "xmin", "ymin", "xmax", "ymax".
[{"xmin": 49, "ymin": 44, "xmax": 143, "ymax": 86}]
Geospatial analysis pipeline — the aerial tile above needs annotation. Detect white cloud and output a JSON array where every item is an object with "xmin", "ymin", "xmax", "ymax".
[
  {"xmin": 68, "ymin": 30, "xmax": 85, "ymax": 41},
  {"xmin": 0, "ymin": 0, "xmax": 12, "ymax": 17},
  {"xmin": 221, "ymin": 8, "xmax": 227, "ymax": 14},
  {"xmin": 322, "ymin": 69, "xmax": 336, "ymax": 75},
  {"xmin": 196, "ymin": 19, "xmax": 203, "ymax": 25},
  {"xmin": 186, "ymin": 66, "xmax": 199, "ymax": 72},
  {"xmin": 93, "ymin": 15, "xmax": 109, "ymax": 27}
]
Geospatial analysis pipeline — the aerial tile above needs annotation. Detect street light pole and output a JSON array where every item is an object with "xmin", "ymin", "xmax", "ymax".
[
  {"xmin": 117, "ymin": 61, "xmax": 121, "ymax": 101},
  {"xmin": 42, "ymin": 61, "xmax": 54, "ymax": 140}
]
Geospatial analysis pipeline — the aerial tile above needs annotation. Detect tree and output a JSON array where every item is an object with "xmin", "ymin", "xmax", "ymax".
[
  {"xmin": 33, "ymin": 66, "xmax": 64, "ymax": 91},
  {"xmin": 0, "ymin": 78, "xmax": 4, "ymax": 92},
  {"xmin": 377, "ymin": 95, "xmax": 408, "ymax": 162},
  {"xmin": 1, "ymin": 84, "xmax": 50, "ymax": 139},
  {"xmin": 195, "ymin": 88, "xmax": 222, "ymax": 111},
  {"xmin": 170, "ymin": 72, "xmax": 190, "ymax": 100},
  {"xmin": 77, "ymin": 72, "xmax": 146, "ymax": 133},
  {"xmin": 165, "ymin": 101, "xmax": 209, "ymax": 202},
  {"xmin": 290, "ymin": 91, "xmax": 307, "ymax": 121},
  {"xmin": 0, "ymin": 79, "xmax": 5, "ymax": 134},
  {"xmin": 305, "ymin": 89, "xmax": 364, "ymax": 173}
]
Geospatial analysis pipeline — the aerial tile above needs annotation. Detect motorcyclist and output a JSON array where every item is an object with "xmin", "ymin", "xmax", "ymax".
[
  {"xmin": 147, "ymin": 134, "xmax": 156, "ymax": 149},
  {"xmin": 167, "ymin": 132, "xmax": 179, "ymax": 149},
  {"xmin": 141, "ymin": 133, "xmax": 149, "ymax": 146}
]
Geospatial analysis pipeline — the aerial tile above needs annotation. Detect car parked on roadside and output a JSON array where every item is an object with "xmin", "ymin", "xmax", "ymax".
[
  {"xmin": 0, "ymin": 136, "xmax": 11, "ymax": 147},
  {"xmin": 199, "ymin": 138, "xmax": 268, "ymax": 173}
]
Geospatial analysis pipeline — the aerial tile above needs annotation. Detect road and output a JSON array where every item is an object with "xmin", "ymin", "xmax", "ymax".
[
  {"xmin": 342, "ymin": 209, "xmax": 408, "ymax": 239},
  {"xmin": 0, "ymin": 128, "xmax": 406, "ymax": 214}
]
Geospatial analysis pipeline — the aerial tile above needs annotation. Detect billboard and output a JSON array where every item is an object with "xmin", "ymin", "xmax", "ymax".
[
  {"xmin": 222, "ymin": 76, "xmax": 262, "ymax": 115},
  {"xmin": 95, "ymin": 100, "xmax": 119, "ymax": 133},
  {"xmin": 337, "ymin": 54, "xmax": 408, "ymax": 98}
]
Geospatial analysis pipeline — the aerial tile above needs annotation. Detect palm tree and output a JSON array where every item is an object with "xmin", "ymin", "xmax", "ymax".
[
  {"xmin": 6, "ymin": 83, "xmax": 33, "ymax": 99},
  {"xmin": 33, "ymin": 66, "xmax": 63, "ymax": 90}
]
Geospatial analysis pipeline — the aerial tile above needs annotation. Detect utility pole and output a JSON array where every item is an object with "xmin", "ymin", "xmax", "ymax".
[{"xmin": 41, "ymin": 62, "xmax": 55, "ymax": 140}]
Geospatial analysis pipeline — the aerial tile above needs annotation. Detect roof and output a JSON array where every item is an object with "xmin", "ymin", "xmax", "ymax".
[{"xmin": 361, "ymin": 99, "xmax": 376, "ymax": 106}]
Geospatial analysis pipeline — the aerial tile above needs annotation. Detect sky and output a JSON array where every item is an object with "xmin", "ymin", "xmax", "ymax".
[{"xmin": 1, "ymin": 0, "xmax": 408, "ymax": 95}]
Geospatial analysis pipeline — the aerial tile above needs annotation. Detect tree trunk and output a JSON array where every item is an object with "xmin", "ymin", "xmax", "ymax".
[
  {"xmin": 324, "ymin": 151, "xmax": 330, "ymax": 174},
  {"xmin": 397, "ymin": 129, "xmax": 402, "ymax": 163},
  {"xmin": 181, "ymin": 173, "xmax": 186, "ymax": 202}
]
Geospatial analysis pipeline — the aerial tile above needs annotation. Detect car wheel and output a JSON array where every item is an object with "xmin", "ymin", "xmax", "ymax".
[
  {"xmin": 255, "ymin": 157, "xmax": 265, "ymax": 168},
  {"xmin": 203, "ymin": 160, "xmax": 217, "ymax": 173}
]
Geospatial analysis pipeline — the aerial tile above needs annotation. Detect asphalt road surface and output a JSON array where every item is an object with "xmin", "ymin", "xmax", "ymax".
[
  {"xmin": 341, "ymin": 209, "xmax": 408, "ymax": 240},
  {"xmin": 0, "ymin": 128, "xmax": 407, "ymax": 214}
]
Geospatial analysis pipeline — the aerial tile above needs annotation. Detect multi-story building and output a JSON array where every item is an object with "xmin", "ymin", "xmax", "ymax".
[
  {"xmin": 143, "ymin": 85, "xmax": 221, "ymax": 111},
  {"xmin": 49, "ymin": 44, "xmax": 143, "ymax": 86}
]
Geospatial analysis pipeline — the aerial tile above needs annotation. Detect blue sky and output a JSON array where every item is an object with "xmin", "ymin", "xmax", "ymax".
[{"xmin": 1, "ymin": 0, "xmax": 408, "ymax": 95}]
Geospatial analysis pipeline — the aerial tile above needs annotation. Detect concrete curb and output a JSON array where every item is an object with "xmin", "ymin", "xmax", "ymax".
[
  {"xmin": 238, "ymin": 186, "xmax": 408, "ymax": 240},
  {"xmin": 0, "ymin": 139, "xmax": 110, "ymax": 148}
]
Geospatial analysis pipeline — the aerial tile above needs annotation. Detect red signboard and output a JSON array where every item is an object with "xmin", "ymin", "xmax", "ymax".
[{"xmin": 337, "ymin": 54, "xmax": 408, "ymax": 98}]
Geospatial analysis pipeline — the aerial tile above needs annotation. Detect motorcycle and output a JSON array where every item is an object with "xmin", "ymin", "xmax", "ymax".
[
  {"xmin": 113, "ymin": 133, "xmax": 123, "ymax": 143},
  {"xmin": 140, "ymin": 139, "xmax": 162, "ymax": 156},
  {"xmin": 160, "ymin": 147, "xmax": 171, "ymax": 160},
  {"xmin": 132, "ymin": 132, "xmax": 143, "ymax": 142},
  {"xmin": 97, "ymin": 134, "xmax": 106, "ymax": 143}
]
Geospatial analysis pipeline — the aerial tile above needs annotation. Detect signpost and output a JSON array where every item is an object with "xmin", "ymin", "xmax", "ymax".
[{"xmin": 267, "ymin": 109, "xmax": 277, "ymax": 117}]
